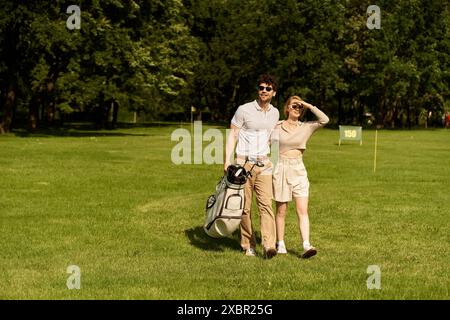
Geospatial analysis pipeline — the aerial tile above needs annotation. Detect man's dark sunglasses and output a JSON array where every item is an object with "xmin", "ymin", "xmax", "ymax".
[{"xmin": 258, "ymin": 85, "xmax": 273, "ymax": 92}]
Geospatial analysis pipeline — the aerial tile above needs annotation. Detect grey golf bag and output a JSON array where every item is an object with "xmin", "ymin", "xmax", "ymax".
[{"xmin": 204, "ymin": 161, "xmax": 262, "ymax": 238}]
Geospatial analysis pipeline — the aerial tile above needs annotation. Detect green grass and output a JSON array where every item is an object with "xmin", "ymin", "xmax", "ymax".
[{"xmin": 0, "ymin": 124, "xmax": 449, "ymax": 299}]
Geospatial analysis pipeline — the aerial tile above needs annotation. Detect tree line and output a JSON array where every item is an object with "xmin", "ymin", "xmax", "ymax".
[{"xmin": 0, "ymin": 0, "xmax": 449, "ymax": 133}]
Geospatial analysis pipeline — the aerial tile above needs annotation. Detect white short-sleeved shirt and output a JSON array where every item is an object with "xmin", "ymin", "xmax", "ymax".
[{"xmin": 231, "ymin": 100, "xmax": 279, "ymax": 158}]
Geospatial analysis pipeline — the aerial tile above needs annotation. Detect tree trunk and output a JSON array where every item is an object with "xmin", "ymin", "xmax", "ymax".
[
  {"xmin": 29, "ymin": 102, "xmax": 40, "ymax": 131},
  {"xmin": 319, "ymin": 86, "xmax": 326, "ymax": 113},
  {"xmin": 338, "ymin": 93, "xmax": 343, "ymax": 125},
  {"xmin": 41, "ymin": 82, "xmax": 56, "ymax": 126},
  {"xmin": 406, "ymin": 106, "xmax": 411, "ymax": 129},
  {"xmin": 46, "ymin": 100, "xmax": 56, "ymax": 125},
  {"xmin": 112, "ymin": 100, "xmax": 119, "ymax": 128},
  {"xmin": 106, "ymin": 100, "xmax": 119, "ymax": 129},
  {"xmin": 358, "ymin": 101, "xmax": 364, "ymax": 126},
  {"xmin": 229, "ymin": 80, "xmax": 239, "ymax": 108},
  {"xmin": 376, "ymin": 100, "xmax": 384, "ymax": 129},
  {"xmin": 207, "ymin": 95, "xmax": 220, "ymax": 121},
  {"xmin": 392, "ymin": 108, "xmax": 398, "ymax": 129},
  {"xmin": 0, "ymin": 85, "xmax": 16, "ymax": 134}
]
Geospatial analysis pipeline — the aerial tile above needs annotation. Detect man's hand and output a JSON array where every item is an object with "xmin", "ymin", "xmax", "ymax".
[{"xmin": 224, "ymin": 162, "xmax": 230, "ymax": 173}]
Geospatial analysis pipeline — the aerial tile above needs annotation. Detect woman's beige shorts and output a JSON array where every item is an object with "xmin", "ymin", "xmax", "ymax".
[{"xmin": 272, "ymin": 158, "xmax": 309, "ymax": 202}]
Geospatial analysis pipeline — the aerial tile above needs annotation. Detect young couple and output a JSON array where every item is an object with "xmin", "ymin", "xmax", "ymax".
[{"xmin": 224, "ymin": 74, "xmax": 329, "ymax": 259}]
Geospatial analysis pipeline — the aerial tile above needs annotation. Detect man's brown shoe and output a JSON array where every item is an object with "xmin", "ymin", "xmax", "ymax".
[{"xmin": 263, "ymin": 248, "xmax": 277, "ymax": 259}]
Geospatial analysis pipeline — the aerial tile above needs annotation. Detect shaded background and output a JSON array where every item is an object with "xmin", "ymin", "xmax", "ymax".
[{"xmin": 0, "ymin": 0, "xmax": 449, "ymax": 132}]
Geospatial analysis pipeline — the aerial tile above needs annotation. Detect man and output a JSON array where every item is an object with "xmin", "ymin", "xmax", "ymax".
[{"xmin": 224, "ymin": 74, "xmax": 279, "ymax": 259}]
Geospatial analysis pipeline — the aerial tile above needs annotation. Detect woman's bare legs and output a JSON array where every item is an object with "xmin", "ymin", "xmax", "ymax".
[
  {"xmin": 294, "ymin": 197, "xmax": 310, "ymax": 243},
  {"xmin": 294, "ymin": 196, "xmax": 317, "ymax": 258},
  {"xmin": 275, "ymin": 201, "xmax": 288, "ymax": 253}
]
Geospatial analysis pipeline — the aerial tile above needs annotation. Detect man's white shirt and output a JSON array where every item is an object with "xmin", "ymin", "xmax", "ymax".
[{"xmin": 231, "ymin": 100, "xmax": 279, "ymax": 158}]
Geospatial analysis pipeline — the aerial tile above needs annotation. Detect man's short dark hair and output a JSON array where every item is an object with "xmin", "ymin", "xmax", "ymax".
[{"xmin": 257, "ymin": 74, "xmax": 278, "ymax": 92}]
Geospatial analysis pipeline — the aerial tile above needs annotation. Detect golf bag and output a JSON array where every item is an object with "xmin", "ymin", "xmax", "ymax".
[{"xmin": 204, "ymin": 161, "xmax": 263, "ymax": 238}]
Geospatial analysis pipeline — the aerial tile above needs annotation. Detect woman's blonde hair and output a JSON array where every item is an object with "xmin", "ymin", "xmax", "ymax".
[{"xmin": 284, "ymin": 95, "xmax": 307, "ymax": 119}]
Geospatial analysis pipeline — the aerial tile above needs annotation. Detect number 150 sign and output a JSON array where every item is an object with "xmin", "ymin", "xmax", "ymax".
[{"xmin": 339, "ymin": 126, "xmax": 362, "ymax": 146}]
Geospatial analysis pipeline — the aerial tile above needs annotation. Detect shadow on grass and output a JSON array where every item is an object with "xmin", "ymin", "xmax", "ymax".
[
  {"xmin": 10, "ymin": 121, "xmax": 228, "ymax": 138},
  {"xmin": 286, "ymin": 249, "xmax": 303, "ymax": 259},
  {"xmin": 285, "ymin": 248, "xmax": 318, "ymax": 260},
  {"xmin": 184, "ymin": 226, "xmax": 241, "ymax": 252},
  {"xmin": 12, "ymin": 124, "xmax": 152, "ymax": 138}
]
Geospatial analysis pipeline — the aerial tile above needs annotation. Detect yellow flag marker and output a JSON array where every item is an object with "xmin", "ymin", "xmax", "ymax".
[
  {"xmin": 373, "ymin": 130, "xmax": 378, "ymax": 173},
  {"xmin": 190, "ymin": 106, "xmax": 196, "ymax": 133}
]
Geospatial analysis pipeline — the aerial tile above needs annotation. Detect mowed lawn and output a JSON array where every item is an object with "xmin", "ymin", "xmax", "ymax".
[{"xmin": 0, "ymin": 124, "xmax": 449, "ymax": 299}]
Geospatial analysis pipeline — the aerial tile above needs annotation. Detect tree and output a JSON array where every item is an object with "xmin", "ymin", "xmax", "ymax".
[
  {"xmin": 0, "ymin": 0, "xmax": 200, "ymax": 132},
  {"xmin": 1, "ymin": 1, "xmax": 449, "ymax": 130}
]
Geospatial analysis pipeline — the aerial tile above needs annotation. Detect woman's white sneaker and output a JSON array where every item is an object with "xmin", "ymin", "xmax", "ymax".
[{"xmin": 277, "ymin": 242, "xmax": 287, "ymax": 254}]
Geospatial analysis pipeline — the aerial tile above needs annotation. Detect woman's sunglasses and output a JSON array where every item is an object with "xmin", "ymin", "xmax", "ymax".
[
  {"xmin": 290, "ymin": 103, "xmax": 304, "ymax": 111},
  {"xmin": 258, "ymin": 85, "xmax": 273, "ymax": 92}
]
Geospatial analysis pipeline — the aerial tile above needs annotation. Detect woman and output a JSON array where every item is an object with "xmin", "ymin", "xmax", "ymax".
[{"xmin": 272, "ymin": 96, "xmax": 329, "ymax": 258}]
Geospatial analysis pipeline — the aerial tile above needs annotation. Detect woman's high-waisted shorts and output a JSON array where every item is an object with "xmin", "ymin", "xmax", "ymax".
[{"xmin": 272, "ymin": 157, "xmax": 309, "ymax": 202}]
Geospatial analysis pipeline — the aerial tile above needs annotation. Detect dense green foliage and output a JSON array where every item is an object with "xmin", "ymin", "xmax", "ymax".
[{"xmin": 0, "ymin": 0, "xmax": 449, "ymax": 131}]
